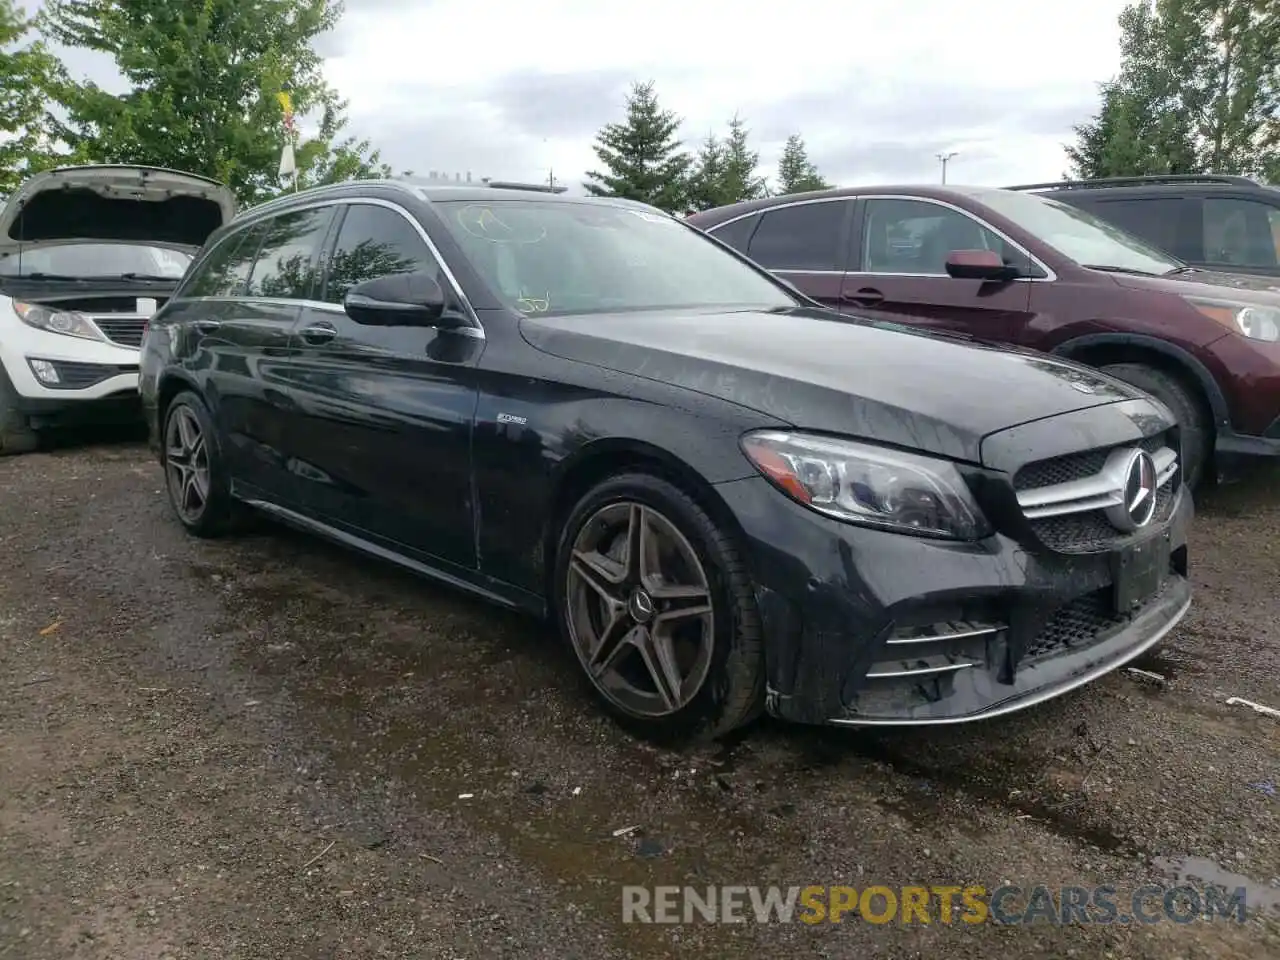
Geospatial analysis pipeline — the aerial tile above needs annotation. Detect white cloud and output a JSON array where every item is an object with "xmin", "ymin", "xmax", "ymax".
[{"xmin": 330, "ymin": 0, "xmax": 1129, "ymax": 189}]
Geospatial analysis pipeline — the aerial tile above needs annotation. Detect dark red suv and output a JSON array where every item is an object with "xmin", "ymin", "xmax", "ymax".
[{"xmin": 687, "ymin": 185, "xmax": 1280, "ymax": 488}]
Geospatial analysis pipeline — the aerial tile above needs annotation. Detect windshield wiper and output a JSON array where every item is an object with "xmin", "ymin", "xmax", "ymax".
[
  {"xmin": 89, "ymin": 273, "xmax": 180, "ymax": 282},
  {"xmin": 1082, "ymin": 264, "xmax": 1162, "ymax": 277},
  {"xmin": 5, "ymin": 272, "xmax": 88, "ymax": 281}
]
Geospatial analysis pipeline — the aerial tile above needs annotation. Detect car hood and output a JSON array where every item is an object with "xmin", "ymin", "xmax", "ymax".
[
  {"xmin": 520, "ymin": 307, "xmax": 1147, "ymax": 465},
  {"xmin": 0, "ymin": 165, "xmax": 236, "ymax": 255},
  {"xmin": 1110, "ymin": 267, "xmax": 1280, "ymax": 304}
]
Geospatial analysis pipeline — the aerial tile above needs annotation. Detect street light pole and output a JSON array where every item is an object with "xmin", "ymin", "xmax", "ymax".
[{"xmin": 936, "ymin": 151, "xmax": 958, "ymax": 184}]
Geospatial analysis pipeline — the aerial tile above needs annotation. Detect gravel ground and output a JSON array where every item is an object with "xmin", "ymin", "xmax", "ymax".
[{"xmin": 2, "ymin": 434, "xmax": 1280, "ymax": 959}]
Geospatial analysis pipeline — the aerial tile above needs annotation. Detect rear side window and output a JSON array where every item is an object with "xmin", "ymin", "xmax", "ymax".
[
  {"xmin": 1077, "ymin": 197, "xmax": 1190, "ymax": 259},
  {"xmin": 244, "ymin": 206, "xmax": 335, "ymax": 300},
  {"xmin": 182, "ymin": 225, "xmax": 263, "ymax": 298},
  {"xmin": 748, "ymin": 201, "xmax": 846, "ymax": 271},
  {"xmin": 1203, "ymin": 198, "xmax": 1280, "ymax": 270},
  {"xmin": 321, "ymin": 203, "xmax": 440, "ymax": 305},
  {"xmin": 708, "ymin": 214, "xmax": 758, "ymax": 253}
]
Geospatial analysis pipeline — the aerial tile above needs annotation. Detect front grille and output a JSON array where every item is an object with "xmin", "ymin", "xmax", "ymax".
[
  {"xmin": 1015, "ymin": 432, "xmax": 1169, "ymax": 491},
  {"xmin": 93, "ymin": 316, "xmax": 148, "ymax": 347},
  {"xmin": 1023, "ymin": 559, "xmax": 1179, "ymax": 662},
  {"xmin": 1015, "ymin": 431, "xmax": 1179, "ymax": 554},
  {"xmin": 1030, "ymin": 484, "xmax": 1175, "ymax": 553}
]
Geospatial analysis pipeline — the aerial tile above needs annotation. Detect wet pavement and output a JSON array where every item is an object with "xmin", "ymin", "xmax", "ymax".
[{"xmin": 2, "ymin": 436, "xmax": 1280, "ymax": 958}]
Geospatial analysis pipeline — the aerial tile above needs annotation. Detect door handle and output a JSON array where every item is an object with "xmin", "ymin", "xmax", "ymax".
[
  {"xmin": 194, "ymin": 318, "xmax": 221, "ymax": 334},
  {"xmin": 842, "ymin": 287, "xmax": 885, "ymax": 307},
  {"xmin": 299, "ymin": 322, "xmax": 337, "ymax": 345}
]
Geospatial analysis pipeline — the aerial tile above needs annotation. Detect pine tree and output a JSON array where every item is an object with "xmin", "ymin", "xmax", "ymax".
[
  {"xmin": 720, "ymin": 113, "xmax": 768, "ymax": 202},
  {"xmin": 776, "ymin": 134, "xmax": 832, "ymax": 194},
  {"xmin": 583, "ymin": 81, "xmax": 692, "ymax": 212},
  {"xmin": 686, "ymin": 132, "xmax": 729, "ymax": 211},
  {"xmin": 0, "ymin": 0, "xmax": 63, "ymax": 194}
]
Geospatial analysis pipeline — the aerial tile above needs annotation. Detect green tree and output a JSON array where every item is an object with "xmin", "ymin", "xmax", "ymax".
[
  {"xmin": 583, "ymin": 80, "xmax": 692, "ymax": 212},
  {"xmin": 38, "ymin": 0, "xmax": 391, "ymax": 206},
  {"xmin": 720, "ymin": 113, "xmax": 768, "ymax": 203},
  {"xmin": 1066, "ymin": 0, "xmax": 1280, "ymax": 178},
  {"xmin": 776, "ymin": 134, "xmax": 832, "ymax": 194},
  {"xmin": 0, "ymin": 0, "xmax": 64, "ymax": 194},
  {"xmin": 686, "ymin": 132, "xmax": 729, "ymax": 211}
]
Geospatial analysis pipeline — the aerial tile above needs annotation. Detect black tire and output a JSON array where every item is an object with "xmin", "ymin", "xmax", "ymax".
[
  {"xmin": 553, "ymin": 472, "xmax": 765, "ymax": 743},
  {"xmin": 162, "ymin": 390, "xmax": 247, "ymax": 538},
  {"xmin": 0, "ymin": 365, "xmax": 38, "ymax": 456},
  {"xmin": 1099, "ymin": 363, "xmax": 1210, "ymax": 489}
]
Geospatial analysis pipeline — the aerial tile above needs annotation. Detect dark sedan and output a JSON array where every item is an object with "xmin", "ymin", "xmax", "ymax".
[{"xmin": 139, "ymin": 179, "xmax": 1192, "ymax": 740}]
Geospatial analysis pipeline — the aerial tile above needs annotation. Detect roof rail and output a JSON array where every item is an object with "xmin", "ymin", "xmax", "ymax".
[
  {"xmin": 482, "ymin": 179, "xmax": 568, "ymax": 194},
  {"xmin": 1006, "ymin": 174, "xmax": 1260, "ymax": 191}
]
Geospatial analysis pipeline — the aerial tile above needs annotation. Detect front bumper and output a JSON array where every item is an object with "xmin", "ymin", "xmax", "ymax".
[
  {"xmin": 715, "ymin": 475, "xmax": 1192, "ymax": 727},
  {"xmin": 0, "ymin": 320, "xmax": 141, "ymax": 423}
]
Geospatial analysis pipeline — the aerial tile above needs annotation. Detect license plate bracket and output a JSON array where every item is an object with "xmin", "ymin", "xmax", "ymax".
[{"xmin": 1111, "ymin": 534, "xmax": 1171, "ymax": 614}]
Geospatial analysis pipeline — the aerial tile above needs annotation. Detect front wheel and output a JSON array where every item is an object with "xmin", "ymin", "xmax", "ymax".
[
  {"xmin": 1099, "ymin": 363, "xmax": 1211, "ymax": 489},
  {"xmin": 554, "ymin": 473, "xmax": 765, "ymax": 742},
  {"xmin": 0, "ymin": 365, "xmax": 38, "ymax": 456}
]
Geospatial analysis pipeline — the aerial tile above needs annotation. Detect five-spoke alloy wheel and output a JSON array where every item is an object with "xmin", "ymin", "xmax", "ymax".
[
  {"xmin": 557, "ymin": 473, "xmax": 764, "ymax": 740},
  {"xmin": 162, "ymin": 391, "xmax": 242, "ymax": 538}
]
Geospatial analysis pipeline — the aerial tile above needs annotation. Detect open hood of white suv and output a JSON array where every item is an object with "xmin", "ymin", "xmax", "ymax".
[{"xmin": 0, "ymin": 165, "xmax": 236, "ymax": 255}]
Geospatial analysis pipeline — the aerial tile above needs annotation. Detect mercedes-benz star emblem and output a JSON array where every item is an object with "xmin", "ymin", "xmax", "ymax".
[
  {"xmin": 1104, "ymin": 449, "xmax": 1158, "ymax": 533},
  {"xmin": 628, "ymin": 589, "xmax": 655, "ymax": 623}
]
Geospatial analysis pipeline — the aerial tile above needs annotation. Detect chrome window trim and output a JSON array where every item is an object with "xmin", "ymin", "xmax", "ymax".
[
  {"xmin": 706, "ymin": 193, "xmax": 1058, "ymax": 283},
  {"xmin": 186, "ymin": 195, "xmax": 485, "ymax": 338}
]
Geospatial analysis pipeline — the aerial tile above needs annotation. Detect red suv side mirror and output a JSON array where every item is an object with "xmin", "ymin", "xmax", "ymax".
[{"xmin": 945, "ymin": 249, "xmax": 1020, "ymax": 282}]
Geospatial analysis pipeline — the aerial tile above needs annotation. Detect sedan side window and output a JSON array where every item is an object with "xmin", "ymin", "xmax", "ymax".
[
  {"xmin": 747, "ymin": 202, "xmax": 845, "ymax": 271},
  {"xmin": 1203, "ymin": 198, "xmax": 1280, "ymax": 270},
  {"xmin": 182, "ymin": 224, "xmax": 264, "ymax": 298},
  {"xmin": 862, "ymin": 198, "xmax": 1012, "ymax": 275},
  {"xmin": 321, "ymin": 203, "xmax": 441, "ymax": 305},
  {"xmin": 244, "ymin": 206, "xmax": 335, "ymax": 300}
]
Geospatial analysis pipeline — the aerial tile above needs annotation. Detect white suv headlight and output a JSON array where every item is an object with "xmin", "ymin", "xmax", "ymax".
[{"xmin": 13, "ymin": 301, "xmax": 105, "ymax": 342}]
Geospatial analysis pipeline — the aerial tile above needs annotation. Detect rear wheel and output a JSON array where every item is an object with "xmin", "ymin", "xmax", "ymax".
[
  {"xmin": 1099, "ymin": 363, "xmax": 1210, "ymax": 489},
  {"xmin": 162, "ymin": 391, "xmax": 246, "ymax": 537},
  {"xmin": 554, "ymin": 473, "xmax": 764, "ymax": 742},
  {"xmin": 0, "ymin": 365, "xmax": 38, "ymax": 456}
]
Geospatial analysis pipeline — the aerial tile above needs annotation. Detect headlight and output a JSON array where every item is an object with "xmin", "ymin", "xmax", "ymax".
[
  {"xmin": 740, "ymin": 430, "xmax": 991, "ymax": 540},
  {"xmin": 1185, "ymin": 296, "xmax": 1280, "ymax": 342},
  {"xmin": 13, "ymin": 301, "xmax": 104, "ymax": 342}
]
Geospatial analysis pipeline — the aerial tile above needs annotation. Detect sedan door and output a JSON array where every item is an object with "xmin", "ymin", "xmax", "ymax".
[
  {"xmin": 841, "ymin": 196, "xmax": 1039, "ymax": 343},
  {"xmin": 282, "ymin": 200, "xmax": 482, "ymax": 571}
]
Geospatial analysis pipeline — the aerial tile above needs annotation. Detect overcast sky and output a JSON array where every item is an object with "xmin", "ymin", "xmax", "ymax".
[{"xmin": 42, "ymin": 0, "xmax": 1130, "ymax": 192}]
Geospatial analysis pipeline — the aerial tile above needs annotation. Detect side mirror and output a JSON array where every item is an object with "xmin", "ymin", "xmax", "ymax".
[
  {"xmin": 944, "ymin": 249, "xmax": 1021, "ymax": 282},
  {"xmin": 343, "ymin": 271, "xmax": 455, "ymax": 327}
]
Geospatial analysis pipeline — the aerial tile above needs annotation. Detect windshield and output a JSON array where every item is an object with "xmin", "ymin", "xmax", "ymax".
[
  {"xmin": 0, "ymin": 242, "xmax": 193, "ymax": 279},
  {"xmin": 435, "ymin": 199, "xmax": 796, "ymax": 316},
  {"xmin": 976, "ymin": 190, "xmax": 1182, "ymax": 276}
]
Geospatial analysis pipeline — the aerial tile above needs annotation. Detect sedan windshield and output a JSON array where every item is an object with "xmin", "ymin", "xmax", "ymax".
[
  {"xmin": 0, "ymin": 242, "xmax": 192, "ymax": 279},
  {"xmin": 435, "ymin": 199, "xmax": 797, "ymax": 317},
  {"xmin": 975, "ymin": 189, "xmax": 1182, "ymax": 276}
]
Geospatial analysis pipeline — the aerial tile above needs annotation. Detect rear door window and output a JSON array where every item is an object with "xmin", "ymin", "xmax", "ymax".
[
  {"xmin": 244, "ymin": 206, "xmax": 335, "ymax": 300},
  {"xmin": 182, "ymin": 224, "xmax": 265, "ymax": 298},
  {"xmin": 747, "ymin": 201, "xmax": 846, "ymax": 271},
  {"xmin": 1078, "ymin": 197, "xmax": 1191, "ymax": 260},
  {"xmin": 1203, "ymin": 197, "xmax": 1280, "ymax": 270},
  {"xmin": 708, "ymin": 214, "xmax": 759, "ymax": 254}
]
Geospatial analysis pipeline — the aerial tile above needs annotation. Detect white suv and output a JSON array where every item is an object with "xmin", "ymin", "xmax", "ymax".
[{"xmin": 0, "ymin": 165, "xmax": 235, "ymax": 454}]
